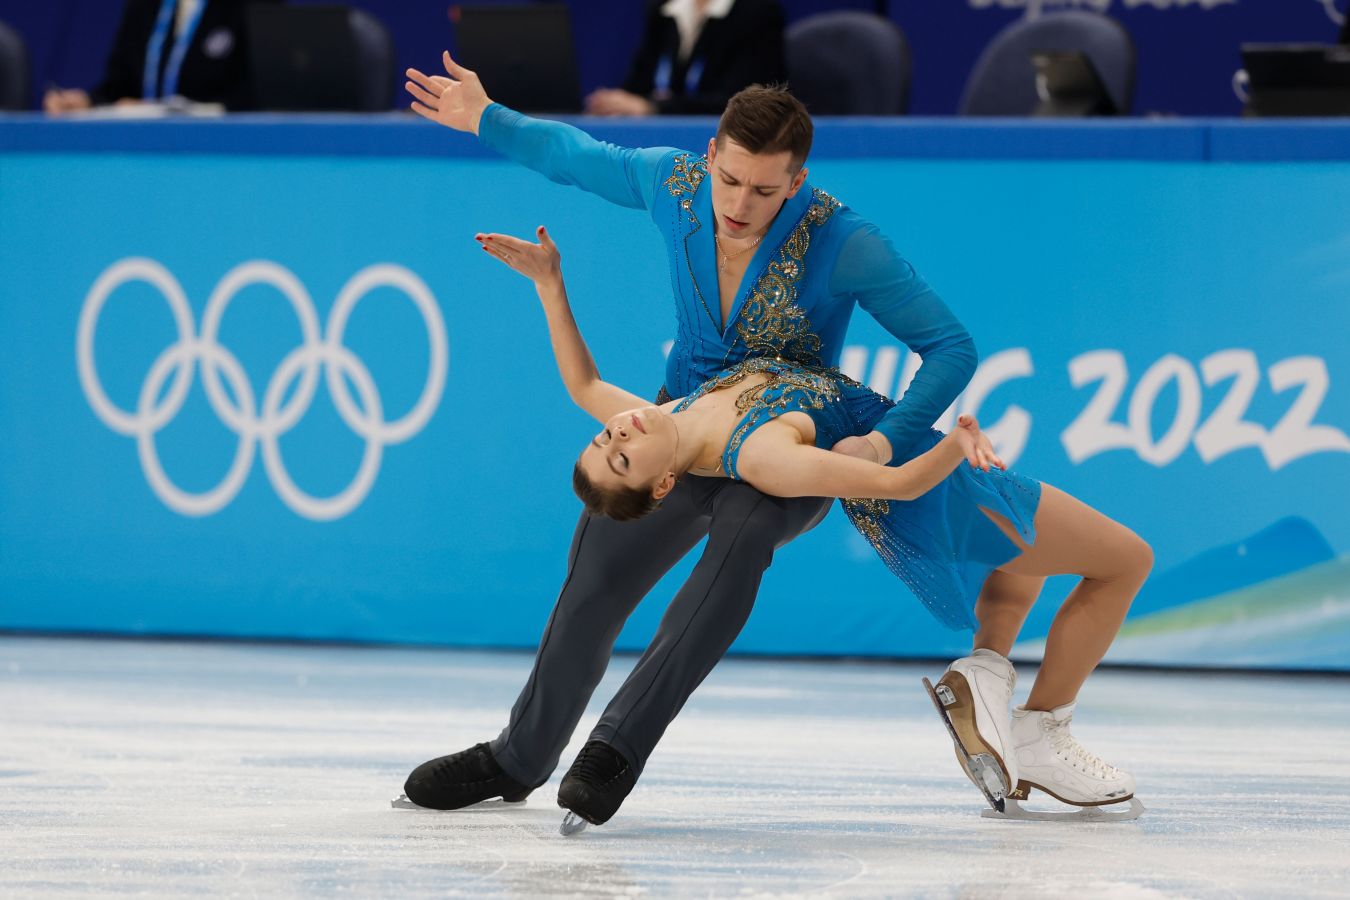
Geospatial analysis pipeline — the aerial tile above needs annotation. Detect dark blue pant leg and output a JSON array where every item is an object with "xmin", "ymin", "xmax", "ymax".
[
  {"xmin": 490, "ymin": 478, "xmax": 710, "ymax": 787},
  {"xmin": 589, "ymin": 483, "xmax": 831, "ymax": 776}
]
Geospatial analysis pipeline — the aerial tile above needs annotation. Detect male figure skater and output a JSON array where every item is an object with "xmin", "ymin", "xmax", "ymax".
[{"xmin": 400, "ymin": 53, "xmax": 981, "ymax": 827}]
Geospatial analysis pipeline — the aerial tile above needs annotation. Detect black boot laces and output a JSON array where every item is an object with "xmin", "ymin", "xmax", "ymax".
[
  {"xmin": 571, "ymin": 741, "xmax": 628, "ymax": 787},
  {"xmin": 429, "ymin": 742, "xmax": 498, "ymax": 786}
]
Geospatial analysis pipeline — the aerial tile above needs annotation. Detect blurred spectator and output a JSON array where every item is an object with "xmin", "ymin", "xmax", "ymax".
[
  {"xmin": 1341, "ymin": 12, "xmax": 1349, "ymax": 43},
  {"xmin": 44, "ymin": 0, "xmax": 277, "ymax": 115},
  {"xmin": 586, "ymin": 0, "xmax": 786, "ymax": 116}
]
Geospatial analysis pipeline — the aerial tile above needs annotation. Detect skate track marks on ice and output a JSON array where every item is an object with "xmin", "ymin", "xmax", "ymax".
[{"xmin": 1, "ymin": 637, "xmax": 1347, "ymax": 898}]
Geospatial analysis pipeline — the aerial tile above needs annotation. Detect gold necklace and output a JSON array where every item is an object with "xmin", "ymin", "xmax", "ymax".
[{"xmin": 715, "ymin": 233, "xmax": 762, "ymax": 274}]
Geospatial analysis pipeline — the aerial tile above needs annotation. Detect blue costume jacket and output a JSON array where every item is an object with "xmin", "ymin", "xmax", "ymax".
[{"xmin": 478, "ymin": 104, "xmax": 978, "ymax": 462}]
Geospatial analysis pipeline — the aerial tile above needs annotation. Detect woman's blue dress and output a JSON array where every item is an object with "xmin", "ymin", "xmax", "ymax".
[{"xmin": 673, "ymin": 357, "xmax": 1042, "ymax": 631}]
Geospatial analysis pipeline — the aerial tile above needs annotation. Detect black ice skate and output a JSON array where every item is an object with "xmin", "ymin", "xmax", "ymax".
[
  {"xmin": 556, "ymin": 740, "xmax": 636, "ymax": 835},
  {"xmin": 393, "ymin": 742, "xmax": 532, "ymax": 810}
]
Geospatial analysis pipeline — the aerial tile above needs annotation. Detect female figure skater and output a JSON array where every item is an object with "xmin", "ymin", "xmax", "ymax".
[{"xmin": 480, "ymin": 225, "xmax": 1152, "ymax": 822}]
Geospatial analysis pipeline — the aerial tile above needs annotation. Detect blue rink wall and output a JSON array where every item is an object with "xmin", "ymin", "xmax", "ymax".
[{"xmin": 2, "ymin": 118, "xmax": 1349, "ymax": 670}]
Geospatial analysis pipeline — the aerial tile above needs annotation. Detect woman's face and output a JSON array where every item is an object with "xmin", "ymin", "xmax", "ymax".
[{"xmin": 578, "ymin": 406, "xmax": 678, "ymax": 495}]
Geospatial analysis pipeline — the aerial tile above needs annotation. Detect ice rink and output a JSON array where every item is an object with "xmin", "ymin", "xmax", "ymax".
[{"xmin": 2, "ymin": 635, "xmax": 1347, "ymax": 898}]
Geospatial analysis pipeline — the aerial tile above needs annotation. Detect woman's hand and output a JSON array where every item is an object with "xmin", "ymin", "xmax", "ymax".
[
  {"xmin": 951, "ymin": 414, "xmax": 1005, "ymax": 472},
  {"xmin": 476, "ymin": 226, "xmax": 562, "ymax": 286}
]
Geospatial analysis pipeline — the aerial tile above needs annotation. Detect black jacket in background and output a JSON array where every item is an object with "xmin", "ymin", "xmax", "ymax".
[
  {"xmin": 91, "ymin": 0, "xmax": 279, "ymax": 109},
  {"xmin": 1341, "ymin": 14, "xmax": 1349, "ymax": 44},
  {"xmin": 620, "ymin": 0, "xmax": 787, "ymax": 115}
]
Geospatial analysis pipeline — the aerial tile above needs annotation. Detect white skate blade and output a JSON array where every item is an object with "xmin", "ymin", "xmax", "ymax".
[
  {"xmin": 389, "ymin": 793, "xmax": 528, "ymax": 811},
  {"xmin": 982, "ymin": 796, "xmax": 1146, "ymax": 823},
  {"xmin": 921, "ymin": 677, "xmax": 1006, "ymax": 813},
  {"xmin": 559, "ymin": 812, "xmax": 589, "ymax": 836}
]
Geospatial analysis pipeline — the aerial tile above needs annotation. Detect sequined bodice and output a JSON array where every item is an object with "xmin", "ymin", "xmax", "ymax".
[{"xmin": 674, "ymin": 358, "xmax": 890, "ymax": 480}]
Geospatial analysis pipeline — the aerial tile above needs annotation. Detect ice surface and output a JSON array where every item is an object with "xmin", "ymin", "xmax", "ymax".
[{"xmin": 1, "ymin": 636, "xmax": 1348, "ymax": 898}]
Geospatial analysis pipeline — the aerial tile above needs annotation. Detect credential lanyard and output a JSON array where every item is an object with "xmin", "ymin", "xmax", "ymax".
[
  {"xmin": 654, "ymin": 55, "xmax": 703, "ymax": 94},
  {"xmin": 142, "ymin": 0, "xmax": 207, "ymax": 100},
  {"xmin": 655, "ymin": 56, "xmax": 672, "ymax": 93},
  {"xmin": 686, "ymin": 58, "xmax": 704, "ymax": 92}
]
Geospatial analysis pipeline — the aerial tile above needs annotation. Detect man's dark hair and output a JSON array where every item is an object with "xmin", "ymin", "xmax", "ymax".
[
  {"xmin": 573, "ymin": 462, "xmax": 663, "ymax": 522},
  {"xmin": 716, "ymin": 84, "xmax": 813, "ymax": 173}
]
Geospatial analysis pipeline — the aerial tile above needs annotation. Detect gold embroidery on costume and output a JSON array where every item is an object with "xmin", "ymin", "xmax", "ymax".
[
  {"xmin": 673, "ymin": 357, "xmax": 871, "ymax": 474},
  {"xmin": 732, "ymin": 188, "xmax": 842, "ymax": 366},
  {"xmin": 665, "ymin": 154, "xmax": 720, "ymax": 330},
  {"xmin": 841, "ymin": 498, "xmax": 891, "ymax": 550},
  {"xmin": 664, "ymin": 153, "xmax": 708, "ymax": 203},
  {"xmin": 681, "ymin": 357, "xmax": 837, "ymax": 410}
]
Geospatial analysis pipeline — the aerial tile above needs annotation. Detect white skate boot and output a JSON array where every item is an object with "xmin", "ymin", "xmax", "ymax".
[
  {"xmin": 991, "ymin": 702, "xmax": 1145, "ymax": 822},
  {"xmin": 921, "ymin": 649, "xmax": 1017, "ymax": 811}
]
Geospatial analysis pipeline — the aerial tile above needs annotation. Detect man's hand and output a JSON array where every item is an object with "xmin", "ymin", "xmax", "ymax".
[
  {"xmin": 584, "ymin": 88, "xmax": 656, "ymax": 117},
  {"xmin": 950, "ymin": 414, "xmax": 1005, "ymax": 472},
  {"xmin": 405, "ymin": 51, "xmax": 492, "ymax": 135},
  {"xmin": 830, "ymin": 431, "xmax": 893, "ymax": 465}
]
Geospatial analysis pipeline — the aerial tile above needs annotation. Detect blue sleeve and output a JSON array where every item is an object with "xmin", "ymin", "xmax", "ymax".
[
  {"xmin": 477, "ymin": 103, "xmax": 677, "ymax": 211},
  {"xmin": 830, "ymin": 223, "xmax": 978, "ymax": 460}
]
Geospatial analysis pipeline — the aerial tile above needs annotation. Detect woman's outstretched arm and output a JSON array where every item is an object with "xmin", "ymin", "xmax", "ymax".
[
  {"xmin": 478, "ymin": 227, "xmax": 648, "ymax": 423},
  {"xmin": 737, "ymin": 415, "xmax": 998, "ymax": 502}
]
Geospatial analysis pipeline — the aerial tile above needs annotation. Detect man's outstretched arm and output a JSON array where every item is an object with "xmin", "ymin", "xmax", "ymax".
[
  {"xmin": 407, "ymin": 52, "xmax": 675, "ymax": 211},
  {"xmin": 830, "ymin": 223, "xmax": 980, "ymax": 464}
]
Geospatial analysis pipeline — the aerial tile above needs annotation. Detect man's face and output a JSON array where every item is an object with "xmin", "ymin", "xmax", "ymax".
[{"xmin": 706, "ymin": 137, "xmax": 809, "ymax": 240}]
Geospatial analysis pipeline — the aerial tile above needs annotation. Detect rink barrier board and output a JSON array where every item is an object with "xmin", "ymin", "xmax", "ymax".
[
  {"xmin": 6, "ymin": 116, "xmax": 1350, "ymax": 161},
  {"xmin": 1, "ymin": 118, "xmax": 1348, "ymax": 670}
]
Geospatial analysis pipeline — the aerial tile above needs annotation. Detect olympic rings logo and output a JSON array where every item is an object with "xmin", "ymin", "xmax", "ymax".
[{"xmin": 77, "ymin": 258, "xmax": 448, "ymax": 521}]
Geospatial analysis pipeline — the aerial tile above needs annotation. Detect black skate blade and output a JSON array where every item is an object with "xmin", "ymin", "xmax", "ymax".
[{"xmin": 921, "ymin": 677, "xmax": 1005, "ymax": 814}]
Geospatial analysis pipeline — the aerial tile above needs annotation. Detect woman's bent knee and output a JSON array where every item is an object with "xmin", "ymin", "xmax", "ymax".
[
  {"xmin": 1118, "ymin": 529, "xmax": 1154, "ymax": 577},
  {"xmin": 1094, "ymin": 531, "xmax": 1153, "ymax": 587}
]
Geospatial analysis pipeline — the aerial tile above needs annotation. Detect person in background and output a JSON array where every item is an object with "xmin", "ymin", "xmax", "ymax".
[
  {"xmin": 43, "ymin": 0, "xmax": 276, "ymax": 115},
  {"xmin": 586, "ymin": 0, "xmax": 786, "ymax": 117}
]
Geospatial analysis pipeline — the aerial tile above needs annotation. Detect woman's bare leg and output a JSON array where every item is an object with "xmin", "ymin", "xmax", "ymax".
[
  {"xmin": 972, "ymin": 569, "xmax": 1046, "ymax": 658},
  {"xmin": 985, "ymin": 483, "xmax": 1154, "ymax": 711}
]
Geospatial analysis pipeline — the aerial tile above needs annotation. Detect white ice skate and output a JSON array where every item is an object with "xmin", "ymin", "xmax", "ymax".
[
  {"xmin": 922, "ymin": 649, "xmax": 1018, "ymax": 811},
  {"xmin": 984, "ymin": 702, "xmax": 1145, "ymax": 823}
]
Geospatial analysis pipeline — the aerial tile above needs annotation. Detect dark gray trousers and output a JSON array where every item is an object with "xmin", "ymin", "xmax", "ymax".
[{"xmin": 490, "ymin": 475, "xmax": 831, "ymax": 786}]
